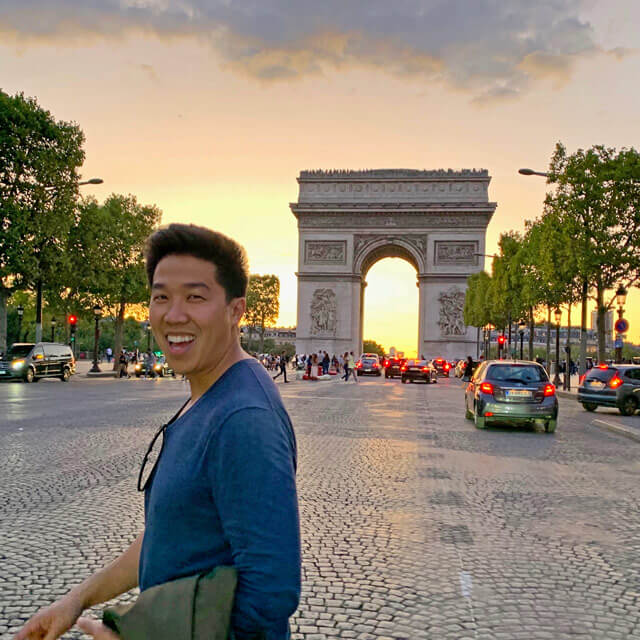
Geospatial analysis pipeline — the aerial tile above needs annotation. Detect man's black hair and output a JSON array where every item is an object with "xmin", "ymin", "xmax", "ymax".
[{"xmin": 145, "ymin": 223, "xmax": 249, "ymax": 300}]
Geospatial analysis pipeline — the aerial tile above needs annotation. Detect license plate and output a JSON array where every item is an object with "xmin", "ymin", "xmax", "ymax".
[
  {"xmin": 410, "ymin": 367, "xmax": 420, "ymax": 371},
  {"xmin": 506, "ymin": 389, "xmax": 531, "ymax": 397},
  {"xmin": 587, "ymin": 380, "xmax": 605, "ymax": 389}
]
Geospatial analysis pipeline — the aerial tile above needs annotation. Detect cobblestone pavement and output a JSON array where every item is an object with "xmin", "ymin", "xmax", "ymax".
[{"xmin": 2, "ymin": 372, "xmax": 640, "ymax": 639}]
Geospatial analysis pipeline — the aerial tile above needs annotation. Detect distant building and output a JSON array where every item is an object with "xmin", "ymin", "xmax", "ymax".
[{"xmin": 241, "ymin": 325, "xmax": 296, "ymax": 347}]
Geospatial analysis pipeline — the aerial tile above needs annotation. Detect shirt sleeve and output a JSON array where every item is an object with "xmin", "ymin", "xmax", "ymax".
[{"xmin": 209, "ymin": 406, "xmax": 301, "ymax": 638}]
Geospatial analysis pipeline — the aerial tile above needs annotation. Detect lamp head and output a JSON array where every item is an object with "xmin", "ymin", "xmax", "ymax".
[
  {"xmin": 554, "ymin": 308, "xmax": 562, "ymax": 324},
  {"xmin": 616, "ymin": 285, "xmax": 628, "ymax": 308}
]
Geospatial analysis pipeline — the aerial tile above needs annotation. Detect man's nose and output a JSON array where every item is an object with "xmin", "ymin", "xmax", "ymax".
[{"xmin": 164, "ymin": 301, "xmax": 190, "ymax": 323}]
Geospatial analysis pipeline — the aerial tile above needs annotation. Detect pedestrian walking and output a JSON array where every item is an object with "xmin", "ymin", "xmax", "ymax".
[
  {"xmin": 15, "ymin": 223, "xmax": 301, "ymax": 640},
  {"xmin": 105, "ymin": 346, "xmax": 113, "ymax": 363},
  {"xmin": 322, "ymin": 351, "xmax": 330, "ymax": 375},
  {"xmin": 273, "ymin": 350, "xmax": 290, "ymax": 383},
  {"xmin": 118, "ymin": 350, "xmax": 129, "ymax": 378},
  {"xmin": 349, "ymin": 351, "xmax": 358, "ymax": 383}
]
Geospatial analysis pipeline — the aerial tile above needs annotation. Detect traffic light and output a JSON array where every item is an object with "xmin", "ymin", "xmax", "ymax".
[
  {"xmin": 497, "ymin": 335, "xmax": 506, "ymax": 346},
  {"xmin": 68, "ymin": 314, "xmax": 78, "ymax": 338}
]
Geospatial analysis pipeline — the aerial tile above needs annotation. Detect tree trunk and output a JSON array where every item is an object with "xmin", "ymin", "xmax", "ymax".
[
  {"xmin": 528, "ymin": 307, "xmax": 534, "ymax": 360},
  {"xmin": 579, "ymin": 281, "xmax": 588, "ymax": 376},
  {"xmin": 545, "ymin": 306, "xmax": 551, "ymax": 370},
  {"xmin": 0, "ymin": 288, "xmax": 8, "ymax": 354},
  {"xmin": 112, "ymin": 301, "xmax": 126, "ymax": 370},
  {"xmin": 596, "ymin": 283, "xmax": 607, "ymax": 363},
  {"xmin": 259, "ymin": 321, "xmax": 265, "ymax": 353}
]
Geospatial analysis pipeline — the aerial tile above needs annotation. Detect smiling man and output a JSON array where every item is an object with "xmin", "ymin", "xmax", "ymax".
[{"xmin": 15, "ymin": 223, "xmax": 301, "ymax": 640}]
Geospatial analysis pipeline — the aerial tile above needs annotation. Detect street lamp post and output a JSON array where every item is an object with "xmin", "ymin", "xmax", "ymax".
[
  {"xmin": 34, "ymin": 178, "xmax": 104, "ymax": 343},
  {"xmin": 16, "ymin": 305, "xmax": 24, "ymax": 343},
  {"xmin": 90, "ymin": 305, "xmax": 102, "ymax": 373},
  {"xmin": 553, "ymin": 308, "xmax": 562, "ymax": 387},
  {"xmin": 518, "ymin": 321, "xmax": 526, "ymax": 360},
  {"xmin": 50, "ymin": 317, "xmax": 56, "ymax": 342},
  {"xmin": 615, "ymin": 285, "xmax": 627, "ymax": 363},
  {"xmin": 146, "ymin": 322, "xmax": 152, "ymax": 352}
]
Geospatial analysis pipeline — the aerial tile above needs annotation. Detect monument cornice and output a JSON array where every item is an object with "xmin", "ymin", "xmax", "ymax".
[
  {"xmin": 291, "ymin": 201, "xmax": 497, "ymax": 213},
  {"xmin": 295, "ymin": 272, "xmax": 362, "ymax": 282},
  {"xmin": 298, "ymin": 169, "xmax": 489, "ymax": 181}
]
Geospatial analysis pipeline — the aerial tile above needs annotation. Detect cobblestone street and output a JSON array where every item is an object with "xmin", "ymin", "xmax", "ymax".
[{"xmin": 3, "ymin": 373, "xmax": 640, "ymax": 639}]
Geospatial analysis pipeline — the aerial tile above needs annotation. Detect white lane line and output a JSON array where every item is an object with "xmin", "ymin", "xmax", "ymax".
[{"xmin": 459, "ymin": 571, "xmax": 473, "ymax": 598}]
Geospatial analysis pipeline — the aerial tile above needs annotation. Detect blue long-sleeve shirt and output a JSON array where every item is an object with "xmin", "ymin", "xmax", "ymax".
[{"xmin": 139, "ymin": 358, "xmax": 301, "ymax": 640}]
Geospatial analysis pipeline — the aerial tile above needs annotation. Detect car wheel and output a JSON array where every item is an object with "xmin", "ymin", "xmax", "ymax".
[
  {"xmin": 545, "ymin": 419, "xmax": 557, "ymax": 433},
  {"xmin": 582, "ymin": 402, "xmax": 597, "ymax": 412},
  {"xmin": 474, "ymin": 410, "xmax": 486, "ymax": 429},
  {"xmin": 619, "ymin": 396, "xmax": 638, "ymax": 416},
  {"xmin": 401, "ymin": 378, "xmax": 407, "ymax": 384},
  {"xmin": 24, "ymin": 368, "xmax": 34, "ymax": 383},
  {"xmin": 60, "ymin": 367, "xmax": 71, "ymax": 382}
]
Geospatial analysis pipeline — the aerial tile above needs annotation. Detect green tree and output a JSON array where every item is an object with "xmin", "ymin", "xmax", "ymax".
[
  {"xmin": 545, "ymin": 142, "xmax": 640, "ymax": 363},
  {"xmin": 0, "ymin": 91, "xmax": 85, "ymax": 352},
  {"xmin": 68, "ymin": 194, "xmax": 161, "ymax": 368},
  {"xmin": 362, "ymin": 339, "xmax": 385, "ymax": 357},
  {"xmin": 244, "ymin": 274, "xmax": 280, "ymax": 353}
]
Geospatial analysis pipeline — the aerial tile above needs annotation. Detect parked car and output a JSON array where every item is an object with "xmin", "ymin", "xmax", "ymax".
[
  {"xmin": 430, "ymin": 357, "xmax": 451, "ymax": 377},
  {"xmin": 356, "ymin": 354, "xmax": 382, "ymax": 376},
  {"xmin": 577, "ymin": 364, "xmax": 640, "ymax": 415},
  {"xmin": 401, "ymin": 359, "xmax": 438, "ymax": 384},
  {"xmin": 464, "ymin": 360, "xmax": 558, "ymax": 432},
  {"xmin": 0, "ymin": 342, "xmax": 75, "ymax": 383},
  {"xmin": 383, "ymin": 356, "xmax": 407, "ymax": 379}
]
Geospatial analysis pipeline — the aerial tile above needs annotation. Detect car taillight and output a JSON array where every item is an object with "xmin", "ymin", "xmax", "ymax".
[
  {"xmin": 356, "ymin": 362, "xmax": 362, "ymax": 368},
  {"xmin": 480, "ymin": 382, "xmax": 494, "ymax": 395},
  {"xmin": 598, "ymin": 363, "xmax": 608, "ymax": 370},
  {"xmin": 384, "ymin": 360, "xmax": 389, "ymax": 367},
  {"xmin": 422, "ymin": 366, "xmax": 429, "ymax": 371},
  {"xmin": 579, "ymin": 374, "xmax": 586, "ymax": 386},
  {"xmin": 543, "ymin": 384, "xmax": 555, "ymax": 396},
  {"xmin": 436, "ymin": 358, "xmax": 443, "ymax": 363},
  {"xmin": 373, "ymin": 363, "xmax": 379, "ymax": 368},
  {"xmin": 444, "ymin": 363, "xmax": 450, "ymax": 371},
  {"xmin": 401, "ymin": 365, "xmax": 407, "ymax": 371},
  {"xmin": 609, "ymin": 375, "xmax": 623, "ymax": 389}
]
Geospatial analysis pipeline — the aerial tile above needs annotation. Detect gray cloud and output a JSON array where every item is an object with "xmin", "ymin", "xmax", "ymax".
[{"xmin": 0, "ymin": 0, "xmax": 611, "ymax": 100}]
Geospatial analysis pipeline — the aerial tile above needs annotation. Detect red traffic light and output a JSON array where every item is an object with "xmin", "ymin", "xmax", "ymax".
[
  {"xmin": 497, "ymin": 335, "xmax": 506, "ymax": 345},
  {"xmin": 68, "ymin": 314, "xmax": 78, "ymax": 325}
]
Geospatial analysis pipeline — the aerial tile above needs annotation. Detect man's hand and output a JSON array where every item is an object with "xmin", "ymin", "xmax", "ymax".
[
  {"xmin": 13, "ymin": 595, "xmax": 84, "ymax": 640},
  {"xmin": 76, "ymin": 617, "xmax": 120, "ymax": 640}
]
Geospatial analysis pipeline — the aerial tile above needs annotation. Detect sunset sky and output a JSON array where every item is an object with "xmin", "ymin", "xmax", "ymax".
[{"xmin": 2, "ymin": 1, "xmax": 639, "ymax": 356}]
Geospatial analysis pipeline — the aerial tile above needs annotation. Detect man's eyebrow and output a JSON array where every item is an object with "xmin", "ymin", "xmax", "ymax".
[{"xmin": 151, "ymin": 282, "xmax": 210, "ymax": 290}]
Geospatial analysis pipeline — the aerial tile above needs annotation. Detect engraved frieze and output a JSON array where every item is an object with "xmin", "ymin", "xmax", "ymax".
[
  {"xmin": 434, "ymin": 241, "xmax": 478, "ymax": 265},
  {"xmin": 353, "ymin": 234, "xmax": 428, "ymax": 265},
  {"xmin": 304, "ymin": 241, "xmax": 346, "ymax": 264}
]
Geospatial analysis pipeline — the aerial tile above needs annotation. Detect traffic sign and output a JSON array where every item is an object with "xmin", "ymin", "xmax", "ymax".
[
  {"xmin": 615, "ymin": 337, "xmax": 623, "ymax": 349},
  {"xmin": 614, "ymin": 318, "xmax": 629, "ymax": 333}
]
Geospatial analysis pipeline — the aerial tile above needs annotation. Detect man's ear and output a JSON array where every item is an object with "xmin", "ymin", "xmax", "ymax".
[{"xmin": 230, "ymin": 297, "xmax": 246, "ymax": 326}]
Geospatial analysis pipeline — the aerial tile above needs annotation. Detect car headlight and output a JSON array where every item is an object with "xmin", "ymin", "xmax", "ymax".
[
  {"xmin": 154, "ymin": 364, "xmax": 161, "ymax": 371},
  {"xmin": 11, "ymin": 359, "xmax": 25, "ymax": 369},
  {"xmin": 135, "ymin": 364, "xmax": 142, "ymax": 371}
]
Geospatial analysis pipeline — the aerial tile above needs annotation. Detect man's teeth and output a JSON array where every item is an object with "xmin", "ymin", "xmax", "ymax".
[{"xmin": 168, "ymin": 335, "xmax": 195, "ymax": 344}]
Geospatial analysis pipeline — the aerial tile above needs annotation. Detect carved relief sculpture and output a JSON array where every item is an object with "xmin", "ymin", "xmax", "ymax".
[
  {"xmin": 435, "ymin": 241, "xmax": 478, "ymax": 265},
  {"xmin": 438, "ymin": 287, "xmax": 466, "ymax": 336},
  {"xmin": 310, "ymin": 289, "xmax": 337, "ymax": 336},
  {"xmin": 305, "ymin": 241, "xmax": 346, "ymax": 264}
]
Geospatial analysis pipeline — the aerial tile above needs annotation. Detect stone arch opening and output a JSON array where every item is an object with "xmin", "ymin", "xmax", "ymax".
[{"xmin": 361, "ymin": 255, "xmax": 419, "ymax": 358}]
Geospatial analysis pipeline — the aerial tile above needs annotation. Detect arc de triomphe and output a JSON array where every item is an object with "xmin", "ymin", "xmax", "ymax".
[{"xmin": 291, "ymin": 169, "xmax": 497, "ymax": 359}]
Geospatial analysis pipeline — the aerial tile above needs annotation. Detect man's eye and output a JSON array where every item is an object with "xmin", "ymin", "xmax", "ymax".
[
  {"xmin": 188, "ymin": 295, "xmax": 204, "ymax": 301},
  {"xmin": 152, "ymin": 295, "xmax": 167, "ymax": 301}
]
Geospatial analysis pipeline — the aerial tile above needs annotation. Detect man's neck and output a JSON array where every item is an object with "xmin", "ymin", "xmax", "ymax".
[{"xmin": 187, "ymin": 342, "xmax": 250, "ymax": 401}]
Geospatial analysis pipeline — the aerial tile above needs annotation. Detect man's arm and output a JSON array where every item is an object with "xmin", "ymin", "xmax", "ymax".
[
  {"xmin": 14, "ymin": 532, "xmax": 143, "ymax": 640},
  {"xmin": 211, "ymin": 408, "xmax": 301, "ymax": 639}
]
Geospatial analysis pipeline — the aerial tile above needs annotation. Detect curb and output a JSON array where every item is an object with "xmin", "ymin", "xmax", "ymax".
[
  {"xmin": 85, "ymin": 371, "xmax": 118, "ymax": 379},
  {"xmin": 557, "ymin": 390, "xmax": 640, "ymax": 443}
]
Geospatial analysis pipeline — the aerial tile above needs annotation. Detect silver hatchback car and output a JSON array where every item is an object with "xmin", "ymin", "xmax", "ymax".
[{"xmin": 464, "ymin": 360, "xmax": 559, "ymax": 433}]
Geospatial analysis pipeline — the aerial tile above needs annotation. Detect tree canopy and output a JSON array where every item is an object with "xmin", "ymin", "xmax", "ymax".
[{"xmin": 244, "ymin": 274, "xmax": 280, "ymax": 352}]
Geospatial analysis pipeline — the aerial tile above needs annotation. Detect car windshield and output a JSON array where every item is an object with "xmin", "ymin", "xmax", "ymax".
[
  {"xmin": 362, "ymin": 358, "xmax": 377, "ymax": 364},
  {"xmin": 6, "ymin": 345, "xmax": 33, "ymax": 358},
  {"xmin": 486, "ymin": 364, "xmax": 547, "ymax": 383},
  {"xmin": 585, "ymin": 367, "xmax": 617, "ymax": 382}
]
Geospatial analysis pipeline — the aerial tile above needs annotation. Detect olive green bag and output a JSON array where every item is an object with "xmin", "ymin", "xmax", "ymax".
[{"xmin": 102, "ymin": 566, "xmax": 237, "ymax": 640}]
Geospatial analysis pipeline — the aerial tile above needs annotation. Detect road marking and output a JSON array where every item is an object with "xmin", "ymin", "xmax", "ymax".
[{"xmin": 459, "ymin": 571, "xmax": 473, "ymax": 598}]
